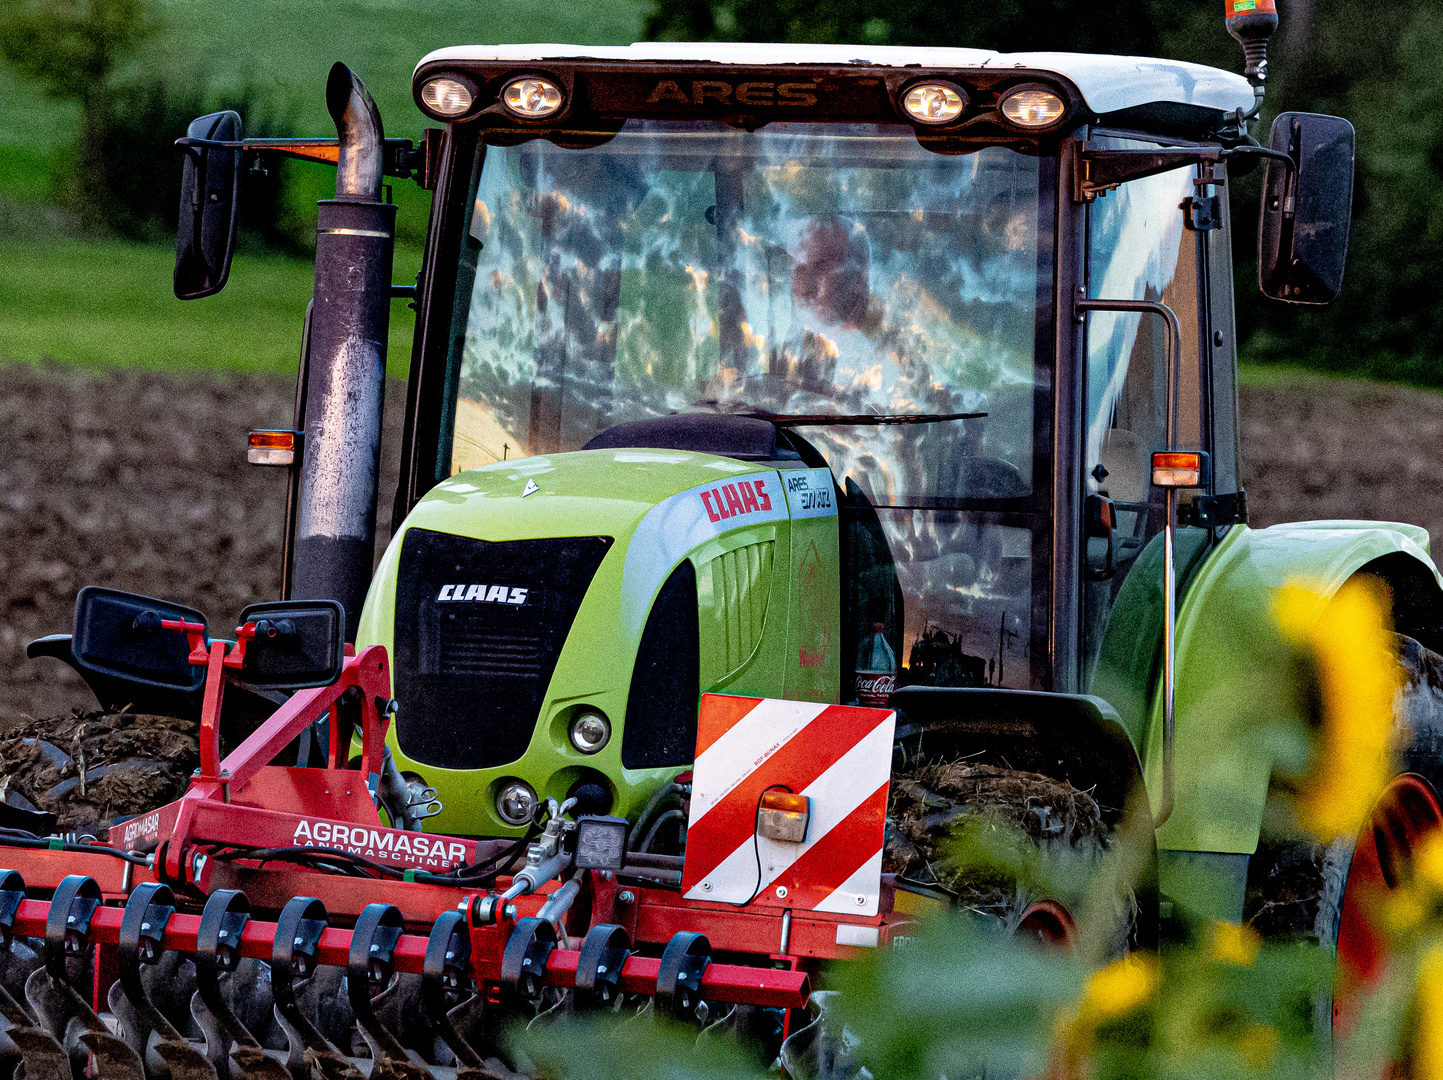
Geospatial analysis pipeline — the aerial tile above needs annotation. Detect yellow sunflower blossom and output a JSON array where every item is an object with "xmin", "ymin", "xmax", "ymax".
[
  {"xmin": 1273, "ymin": 578, "xmax": 1401, "ymax": 841},
  {"xmin": 1056, "ymin": 953, "xmax": 1159, "ymax": 1057},
  {"xmin": 1414, "ymin": 943, "xmax": 1443, "ymax": 1078},
  {"xmin": 1210, "ymin": 920, "xmax": 1261, "ymax": 967}
]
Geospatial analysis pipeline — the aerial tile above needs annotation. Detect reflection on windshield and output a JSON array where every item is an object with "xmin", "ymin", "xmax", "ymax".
[
  {"xmin": 452, "ymin": 122, "xmax": 1041, "ymax": 505},
  {"xmin": 447, "ymin": 121, "xmax": 1050, "ymax": 690},
  {"xmin": 874, "ymin": 510, "xmax": 1034, "ymax": 687}
]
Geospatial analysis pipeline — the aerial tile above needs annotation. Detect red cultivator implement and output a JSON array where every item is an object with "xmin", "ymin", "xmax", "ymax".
[{"xmin": 1, "ymin": 608, "xmax": 910, "ymax": 1080}]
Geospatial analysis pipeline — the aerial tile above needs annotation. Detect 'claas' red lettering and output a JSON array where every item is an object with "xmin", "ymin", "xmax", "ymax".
[
  {"xmin": 723, "ymin": 485, "xmax": 747, "ymax": 516},
  {"xmin": 701, "ymin": 489, "xmax": 722, "ymax": 522}
]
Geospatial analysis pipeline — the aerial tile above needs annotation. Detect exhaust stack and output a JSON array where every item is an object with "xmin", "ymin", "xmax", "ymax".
[{"xmin": 291, "ymin": 63, "xmax": 396, "ymax": 642}]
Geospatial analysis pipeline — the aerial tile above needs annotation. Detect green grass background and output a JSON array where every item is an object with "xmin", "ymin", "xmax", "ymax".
[{"xmin": 0, "ymin": 0, "xmax": 649, "ymax": 375}]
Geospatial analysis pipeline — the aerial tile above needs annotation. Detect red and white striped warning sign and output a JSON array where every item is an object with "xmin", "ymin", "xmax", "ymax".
[{"xmin": 681, "ymin": 694, "xmax": 895, "ymax": 915}]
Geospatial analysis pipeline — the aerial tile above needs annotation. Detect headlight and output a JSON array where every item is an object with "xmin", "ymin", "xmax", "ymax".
[
  {"xmin": 419, "ymin": 76, "xmax": 474, "ymax": 118},
  {"xmin": 999, "ymin": 86, "xmax": 1066, "ymax": 130},
  {"xmin": 570, "ymin": 710, "xmax": 611, "ymax": 754},
  {"xmin": 496, "ymin": 780, "xmax": 537, "ymax": 825},
  {"xmin": 902, "ymin": 83, "xmax": 966, "ymax": 125},
  {"xmin": 502, "ymin": 77, "xmax": 564, "ymax": 120}
]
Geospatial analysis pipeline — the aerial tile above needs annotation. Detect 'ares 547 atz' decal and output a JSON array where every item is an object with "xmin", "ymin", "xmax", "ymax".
[
  {"xmin": 783, "ymin": 469, "xmax": 838, "ymax": 519},
  {"xmin": 436, "ymin": 584, "xmax": 530, "ymax": 605}
]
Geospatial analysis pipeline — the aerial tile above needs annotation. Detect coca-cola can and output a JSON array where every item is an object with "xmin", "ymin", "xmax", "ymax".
[{"xmin": 854, "ymin": 671, "xmax": 896, "ymax": 708}]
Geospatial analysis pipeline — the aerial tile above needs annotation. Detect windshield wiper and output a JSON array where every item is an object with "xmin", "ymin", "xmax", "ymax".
[{"xmin": 744, "ymin": 410, "xmax": 987, "ymax": 427}]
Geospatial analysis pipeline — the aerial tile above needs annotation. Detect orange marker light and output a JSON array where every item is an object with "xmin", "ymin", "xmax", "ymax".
[
  {"xmin": 757, "ymin": 790, "xmax": 810, "ymax": 843},
  {"xmin": 1151, "ymin": 450, "xmax": 1211, "ymax": 489},
  {"xmin": 248, "ymin": 429, "xmax": 299, "ymax": 466}
]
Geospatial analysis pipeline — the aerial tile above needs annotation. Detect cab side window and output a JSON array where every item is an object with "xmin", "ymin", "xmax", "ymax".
[{"xmin": 1081, "ymin": 151, "xmax": 1210, "ymax": 703}]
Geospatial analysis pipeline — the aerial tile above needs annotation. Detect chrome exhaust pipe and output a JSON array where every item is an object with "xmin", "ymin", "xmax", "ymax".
[
  {"xmin": 326, "ymin": 61, "xmax": 385, "ymax": 200},
  {"xmin": 291, "ymin": 63, "xmax": 395, "ymax": 642}
]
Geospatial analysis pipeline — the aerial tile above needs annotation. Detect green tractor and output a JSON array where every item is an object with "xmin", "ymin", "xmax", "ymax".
[{"xmin": 49, "ymin": 0, "xmax": 1443, "ymax": 1050}]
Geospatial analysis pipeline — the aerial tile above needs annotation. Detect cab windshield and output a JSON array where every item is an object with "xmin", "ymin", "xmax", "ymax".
[{"xmin": 443, "ymin": 120, "xmax": 1054, "ymax": 690}]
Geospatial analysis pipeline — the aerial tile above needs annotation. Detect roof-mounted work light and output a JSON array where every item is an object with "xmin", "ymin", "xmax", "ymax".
[
  {"xmin": 902, "ymin": 83, "xmax": 966, "ymax": 125},
  {"xmin": 1000, "ymin": 86, "xmax": 1066, "ymax": 130},
  {"xmin": 419, "ymin": 76, "xmax": 474, "ymax": 118},
  {"xmin": 502, "ymin": 77, "xmax": 564, "ymax": 120}
]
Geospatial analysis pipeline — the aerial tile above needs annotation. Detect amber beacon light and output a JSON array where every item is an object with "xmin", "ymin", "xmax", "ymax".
[{"xmin": 1225, "ymin": 0, "xmax": 1278, "ymax": 87}]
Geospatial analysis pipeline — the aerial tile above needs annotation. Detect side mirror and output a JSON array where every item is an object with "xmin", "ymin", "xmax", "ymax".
[
  {"xmin": 1258, "ymin": 111, "xmax": 1355, "ymax": 305},
  {"xmin": 71, "ymin": 587, "xmax": 209, "ymax": 694},
  {"xmin": 238, "ymin": 600, "xmax": 345, "ymax": 690},
  {"xmin": 174, "ymin": 110, "xmax": 243, "ymax": 300}
]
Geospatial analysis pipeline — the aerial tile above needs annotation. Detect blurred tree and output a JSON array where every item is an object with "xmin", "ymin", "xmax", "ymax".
[
  {"xmin": 0, "ymin": 0, "xmax": 301, "ymax": 249},
  {"xmin": 1240, "ymin": 1, "xmax": 1443, "ymax": 385},
  {"xmin": 0, "ymin": 0, "xmax": 152, "ymax": 230},
  {"xmin": 647, "ymin": 0, "xmax": 1174, "ymax": 55}
]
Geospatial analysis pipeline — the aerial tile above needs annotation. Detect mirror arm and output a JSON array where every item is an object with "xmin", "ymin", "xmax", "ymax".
[
  {"xmin": 1078, "ymin": 144, "xmax": 1295, "ymax": 203},
  {"xmin": 1225, "ymin": 143, "xmax": 1295, "ymax": 188},
  {"xmin": 1078, "ymin": 146, "xmax": 1225, "ymax": 201},
  {"xmin": 173, "ymin": 136, "xmax": 424, "ymax": 181}
]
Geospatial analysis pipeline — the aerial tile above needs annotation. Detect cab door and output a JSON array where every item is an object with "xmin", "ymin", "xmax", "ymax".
[{"xmin": 1080, "ymin": 145, "xmax": 1222, "ymax": 735}]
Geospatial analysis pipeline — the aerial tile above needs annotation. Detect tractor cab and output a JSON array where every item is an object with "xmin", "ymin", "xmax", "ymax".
[
  {"xmin": 324, "ymin": 44, "xmax": 1347, "ymax": 836},
  {"xmin": 152, "ymin": 28, "xmax": 1362, "ymax": 917}
]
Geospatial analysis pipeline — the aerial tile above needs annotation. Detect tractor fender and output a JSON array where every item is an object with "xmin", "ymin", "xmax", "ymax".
[
  {"xmin": 890, "ymin": 685, "xmax": 1159, "ymax": 946},
  {"xmin": 1138, "ymin": 520, "xmax": 1442, "ymax": 858},
  {"xmin": 889, "ymin": 686, "xmax": 1144, "ymax": 828}
]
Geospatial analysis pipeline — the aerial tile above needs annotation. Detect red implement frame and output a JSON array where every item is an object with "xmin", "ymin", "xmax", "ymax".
[{"xmin": 0, "ymin": 630, "xmax": 922, "ymax": 1014}]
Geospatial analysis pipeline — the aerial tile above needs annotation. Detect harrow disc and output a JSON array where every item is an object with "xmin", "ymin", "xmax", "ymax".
[{"xmin": 0, "ymin": 870, "xmax": 811, "ymax": 1080}]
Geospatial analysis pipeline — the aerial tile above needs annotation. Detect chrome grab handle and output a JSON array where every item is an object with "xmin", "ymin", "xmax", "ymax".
[{"xmin": 1075, "ymin": 293, "xmax": 1183, "ymax": 828}]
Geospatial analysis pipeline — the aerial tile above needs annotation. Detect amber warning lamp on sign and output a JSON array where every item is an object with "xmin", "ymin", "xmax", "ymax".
[{"xmin": 758, "ymin": 790, "xmax": 811, "ymax": 843}]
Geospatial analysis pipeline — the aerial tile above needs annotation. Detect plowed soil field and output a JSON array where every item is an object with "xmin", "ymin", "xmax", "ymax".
[
  {"xmin": 3, "ymin": 364, "xmax": 1442, "ymax": 722},
  {"xmin": 0, "ymin": 364, "xmax": 405, "ymax": 721}
]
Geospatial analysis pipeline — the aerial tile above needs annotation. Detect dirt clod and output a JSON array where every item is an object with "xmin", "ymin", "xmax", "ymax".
[{"xmin": 0, "ymin": 707, "xmax": 199, "ymax": 835}]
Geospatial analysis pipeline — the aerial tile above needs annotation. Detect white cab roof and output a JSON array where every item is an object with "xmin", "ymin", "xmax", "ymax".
[{"xmin": 417, "ymin": 42, "xmax": 1254, "ymax": 117}]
